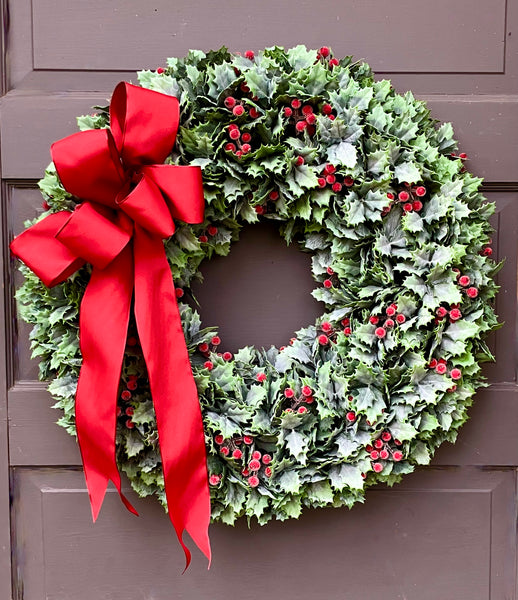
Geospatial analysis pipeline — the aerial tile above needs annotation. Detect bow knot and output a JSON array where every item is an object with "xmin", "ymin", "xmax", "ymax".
[{"xmin": 11, "ymin": 82, "xmax": 211, "ymax": 569}]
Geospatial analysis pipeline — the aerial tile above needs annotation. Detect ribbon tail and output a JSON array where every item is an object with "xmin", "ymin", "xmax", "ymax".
[
  {"xmin": 75, "ymin": 244, "xmax": 139, "ymax": 520},
  {"xmin": 133, "ymin": 225, "xmax": 211, "ymax": 569}
]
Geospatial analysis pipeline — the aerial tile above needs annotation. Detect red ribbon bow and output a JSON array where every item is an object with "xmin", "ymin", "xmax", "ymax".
[{"xmin": 10, "ymin": 82, "xmax": 211, "ymax": 568}]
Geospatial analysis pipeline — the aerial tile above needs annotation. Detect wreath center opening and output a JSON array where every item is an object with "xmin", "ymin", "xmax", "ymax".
[{"xmin": 190, "ymin": 221, "xmax": 322, "ymax": 353}]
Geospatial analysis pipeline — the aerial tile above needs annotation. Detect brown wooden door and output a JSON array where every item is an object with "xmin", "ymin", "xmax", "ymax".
[{"xmin": 1, "ymin": 1, "xmax": 517, "ymax": 598}]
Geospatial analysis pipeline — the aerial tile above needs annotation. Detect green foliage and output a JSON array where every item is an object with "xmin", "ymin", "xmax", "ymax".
[{"xmin": 16, "ymin": 45, "xmax": 500, "ymax": 528}]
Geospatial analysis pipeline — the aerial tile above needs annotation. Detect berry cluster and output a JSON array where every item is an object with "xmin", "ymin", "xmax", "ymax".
[
  {"xmin": 317, "ymin": 318, "xmax": 351, "ymax": 346},
  {"xmin": 283, "ymin": 99, "xmax": 317, "ymax": 136},
  {"xmin": 428, "ymin": 358, "xmax": 462, "ymax": 385},
  {"xmin": 383, "ymin": 184, "xmax": 427, "ymax": 217},
  {"xmin": 199, "ymin": 336, "xmax": 233, "ymax": 370},
  {"xmin": 213, "ymin": 433, "xmax": 272, "ymax": 488},
  {"xmin": 454, "ymin": 270, "xmax": 479, "ymax": 298},
  {"xmin": 198, "ymin": 224, "xmax": 218, "ymax": 244},
  {"xmin": 371, "ymin": 304, "xmax": 406, "ymax": 338},
  {"xmin": 282, "ymin": 385, "xmax": 315, "ymax": 413},
  {"xmin": 316, "ymin": 46, "xmax": 340, "ymax": 69},
  {"xmin": 225, "ymin": 124, "xmax": 253, "ymax": 158},
  {"xmin": 434, "ymin": 304, "xmax": 462, "ymax": 325},
  {"xmin": 322, "ymin": 265, "xmax": 339, "ymax": 291},
  {"xmin": 255, "ymin": 190, "xmax": 280, "ymax": 215},
  {"xmin": 317, "ymin": 163, "xmax": 354, "ymax": 193},
  {"xmin": 480, "ymin": 240, "xmax": 493, "ymax": 257},
  {"xmin": 118, "ymin": 375, "xmax": 138, "ymax": 429},
  {"xmin": 365, "ymin": 432, "xmax": 403, "ymax": 474}
]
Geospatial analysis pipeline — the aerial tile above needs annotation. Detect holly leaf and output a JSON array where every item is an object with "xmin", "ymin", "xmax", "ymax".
[
  {"xmin": 388, "ymin": 420, "xmax": 418, "ymax": 441},
  {"xmin": 326, "ymin": 142, "xmax": 357, "ymax": 168},
  {"xmin": 329, "ymin": 464, "xmax": 364, "ymax": 491},
  {"xmin": 284, "ymin": 430, "xmax": 309, "ymax": 465},
  {"xmin": 354, "ymin": 386, "xmax": 386, "ymax": 422},
  {"xmin": 277, "ymin": 470, "xmax": 301, "ymax": 494},
  {"xmin": 394, "ymin": 162, "xmax": 421, "ymax": 184}
]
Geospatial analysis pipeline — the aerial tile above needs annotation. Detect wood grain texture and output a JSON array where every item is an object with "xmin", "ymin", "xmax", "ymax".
[{"xmin": 11, "ymin": 467, "xmax": 516, "ymax": 600}]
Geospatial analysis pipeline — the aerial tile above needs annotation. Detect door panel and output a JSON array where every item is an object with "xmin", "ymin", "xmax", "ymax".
[{"xmin": 2, "ymin": 0, "xmax": 517, "ymax": 598}]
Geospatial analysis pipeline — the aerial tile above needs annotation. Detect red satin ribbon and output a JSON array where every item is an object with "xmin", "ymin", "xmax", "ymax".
[{"xmin": 10, "ymin": 82, "xmax": 211, "ymax": 568}]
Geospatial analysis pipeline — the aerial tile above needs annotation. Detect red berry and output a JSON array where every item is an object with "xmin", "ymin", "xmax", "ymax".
[
  {"xmin": 369, "ymin": 316, "xmax": 379, "ymax": 325},
  {"xmin": 284, "ymin": 388, "xmax": 295, "ymax": 398},
  {"xmin": 341, "ymin": 318, "xmax": 350, "ymax": 326},
  {"xmin": 304, "ymin": 396, "xmax": 314, "ymax": 404},
  {"xmin": 224, "ymin": 143, "xmax": 236, "ymax": 153},
  {"xmin": 291, "ymin": 99, "xmax": 302, "ymax": 109},
  {"xmin": 459, "ymin": 152, "xmax": 467, "ymax": 159},
  {"xmin": 412, "ymin": 200, "xmax": 423, "ymax": 212},
  {"xmin": 264, "ymin": 467, "xmax": 272, "ymax": 477},
  {"xmin": 375, "ymin": 327, "xmax": 386, "ymax": 338},
  {"xmin": 373, "ymin": 462, "xmax": 383, "ymax": 473},
  {"xmin": 386, "ymin": 305, "xmax": 396, "ymax": 317},
  {"xmin": 321, "ymin": 321, "xmax": 332, "ymax": 333},
  {"xmin": 323, "ymin": 279, "xmax": 333, "ymax": 288},
  {"xmin": 125, "ymin": 406, "xmax": 134, "ymax": 416},
  {"xmin": 384, "ymin": 318, "xmax": 395, "ymax": 329},
  {"xmin": 241, "ymin": 143, "xmax": 252, "ymax": 154},
  {"xmin": 415, "ymin": 186, "xmax": 427, "ymax": 197},
  {"xmin": 295, "ymin": 120, "xmax": 307, "ymax": 132},
  {"xmin": 297, "ymin": 406, "xmax": 307, "ymax": 414},
  {"xmin": 156, "ymin": 67, "xmax": 165, "ymax": 74},
  {"xmin": 323, "ymin": 164, "xmax": 336, "ymax": 174},
  {"xmin": 243, "ymin": 435, "xmax": 253, "ymax": 445},
  {"xmin": 374, "ymin": 439, "xmax": 383, "ymax": 449},
  {"xmin": 175, "ymin": 288, "xmax": 184, "ymax": 298},
  {"xmin": 204, "ymin": 360, "xmax": 214, "ymax": 371},
  {"xmin": 295, "ymin": 155, "xmax": 305, "ymax": 166},
  {"xmin": 244, "ymin": 50, "xmax": 255, "ymax": 60},
  {"xmin": 262, "ymin": 454, "xmax": 272, "ymax": 465},
  {"xmin": 248, "ymin": 475, "xmax": 260, "ymax": 487},
  {"xmin": 327, "ymin": 266, "xmax": 334, "ymax": 275},
  {"xmin": 233, "ymin": 105, "xmax": 245, "ymax": 117},
  {"xmin": 241, "ymin": 468, "xmax": 250, "ymax": 477},
  {"xmin": 302, "ymin": 105, "xmax": 313, "ymax": 115},
  {"xmin": 322, "ymin": 103, "xmax": 333, "ymax": 115},
  {"xmin": 224, "ymin": 96, "xmax": 236, "ymax": 109},
  {"xmin": 235, "ymin": 151, "xmax": 243, "ymax": 158},
  {"xmin": 398, "ymin": 191, "xmax": 410, "ymax": 202},
  {"xmin": 436, "ymin": 307, "xmax": 448, "ymax": 318},
  {"xmin": 343, "ymin": 327, "xmax": 352, "ymax": 336},
  {"xmin": 393, "ymin": 451, "xmax": 403, "ymax": 461},
  {"xmin": 318, "ymin": 334, "xmax": 329, "ymax": 345},
  {"xmin": 268, "ymin": 190, "xmax": 280, "ymax": 201},
  {"xmin": 305, "ymin": 113, "xmax": 317, "ymax": 125},
  {"xmin": 317, "ymin": 177, "xmax": 326, "ymax": 188},
  {"xmin": 198, "ymin": 342, "xmax": 210, "ymax": 353},
  {"xmin": 121, "ymin": 390, "xmax": 132, "ymax": 401},
  {"xmin": 249, "ymin": 107, "xmax": 260, "ymax": 118},
  {"xmin": 220, "ymin": 446, "xmax": 230, "ymax": 456},
  {"xmin": 428, "ymin": 358, "xmax": 438, "ymax": 368},
  {"xmin": 241, "ymin": 132, "xmax": 252, "ymax": 143},
  {"xmin": 223, "ymin": 352, "xmax": 232, "ymax": 361},
  {"xmin": 284, "ymin": 107, "xmax": 293, "ymax": 118},
  {"xmin": 466, "ymin": 287, "xmax": 478, "ymax": 298},
  {"xmin": 435, "ymin": 363, "xmax": 447, "ymax": 375},
  {"xmin": 381, "ymin": 431, "xmax": 392, "ymax": 442},
  {"xmin": 232, "ymin": 449, "xmax": 243, "ymax": 460},
  {"xmin": 346, "ymin": 411, "xmax": 356, "ymax": 422},
  {"xmin": 252, "ymin": 450, "xmax": 262, "ymax": 460},
  {"xmin": 483, "ymin": 247, "xmax": 493, "ymax": 256},
  {"xmin": 127, "ymin": 380, "xmax": 137, "ymax": 391},
  {"xmin": 211, "ymin": 336, "xmax": 221, "ymax": 345},
  {"xmin": 458, "ymin": 275, "xmax": 470, "ymax": 287},
  {"xmin": 403, "ymin": 202, "xmax": 413, "ymax": 212},
  {"xmin": 380, "ymin": 450, "xmax": 389, "ymax": 460},
  {"xmin": 126, "ymin": 419, "xmax": 134, "ymax": 429},
  {"xmin": 394, "ymin": 439, "xmax": 402, "ymax": 446},
  {"xmin": 396, "ymin": 314, "xmax": 406, "ymax": 324},
  {"xmin": 370, "ymin": 450, "xmax": 379, "ymax": 460},
  {"xmin": 255, "ymin": 205, "xmax": 265, "ymax": 215},
  {"xmin": 319, "ymin": 46, "xmax": 330, "ymax": 58},
  {"xmin": 229, "ymin": 128, "xmax": 241, "ymax": 140},
  {"xmin": 344, "ymin": 176, "xmax": 354, "ymax": 187},
  {"xmin": 329, "ymin": 58, "xmax": 339, "ymax": 68},
  {"xmin": 332, "ymin": 182, "xmax": 343, "ymax": 193},
  {"xmin": 209, "ymin": 474, "xmax": 221, "ymax": 486},
  {"xmin": 450, "ymin": 368, "xmax": 462, "ymax": 380},
  {"xmin": 449, "ymin": 308, "xmax": 462, "ymax": 321},
  {"xmin": 387, "ymin": 192, "xmax": 395, "ymax": 200},
  {"xmin": 256, "ymin": 372, "xmax": 267, "ymax": 382},
  {"xmin": 302, "ymin": 385, "xmax": 313, "ymax": 397},
  {"xmin": 249, "ymin": 459, "xmax": 261, "ymax": 471},
  {"xmin": 215, "ymin": 434, "xmax": 224, "ymax": 445}
]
